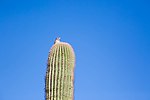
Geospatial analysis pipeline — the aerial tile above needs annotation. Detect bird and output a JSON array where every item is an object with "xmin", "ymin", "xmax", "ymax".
[{"xmin": 54, "ymin": 37, "xmax": 61, "ymax": 44}]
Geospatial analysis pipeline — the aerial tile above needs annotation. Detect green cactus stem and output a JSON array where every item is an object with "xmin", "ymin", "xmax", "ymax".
[{"xmin": 45, "ymin": 38, "xmax": 75, "ymax": 100}]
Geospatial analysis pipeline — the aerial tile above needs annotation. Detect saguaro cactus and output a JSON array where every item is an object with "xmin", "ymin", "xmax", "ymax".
[{"xmin": 45, "ymin": 37, "xmax": 75, "ymax": 100}]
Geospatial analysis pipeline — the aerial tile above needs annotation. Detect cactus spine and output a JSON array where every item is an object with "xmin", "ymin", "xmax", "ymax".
[{"xmin": 45, "ymin": 38, "xmax": 75, "ymax": 100}]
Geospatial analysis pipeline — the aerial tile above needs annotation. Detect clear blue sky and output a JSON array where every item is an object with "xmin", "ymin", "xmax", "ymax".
[{"xmin": 0, "ymin": 0, "xmax": 150, "ymax": 100}]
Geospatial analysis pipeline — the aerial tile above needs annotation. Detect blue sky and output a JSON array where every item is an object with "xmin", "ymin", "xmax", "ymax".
[{"xmin": 0, "ymin": 0, "xmax": 150, "ymax": 100}]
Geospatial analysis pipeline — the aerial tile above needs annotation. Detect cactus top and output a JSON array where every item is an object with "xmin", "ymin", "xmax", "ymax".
[
  {"xmin": 51, "ymin": 38, "xmax": 75, "ymax": 57},
  {"xmin": 53, "ymin": 37, "xmax": 74, "ymax": 53}
]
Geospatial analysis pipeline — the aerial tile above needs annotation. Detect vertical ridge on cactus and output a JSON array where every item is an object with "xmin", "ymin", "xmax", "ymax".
[{"xmin": 45, "ymin": 38, "xmax": 75, "ymax": 100}]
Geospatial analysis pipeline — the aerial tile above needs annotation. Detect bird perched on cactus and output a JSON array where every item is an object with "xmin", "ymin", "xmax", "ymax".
[
  {"xmin": 54, "ymin": 37, "xmax": 61, "ymax": 44},
  {"xmin": 45, "ymin": 37, "xmax": 75, "ymax": 100}
]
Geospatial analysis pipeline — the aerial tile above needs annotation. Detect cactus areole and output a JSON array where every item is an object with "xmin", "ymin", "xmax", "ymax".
[{"xmin": 45, "ymin": 38, "xmax": 75, "ymax": 100}]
